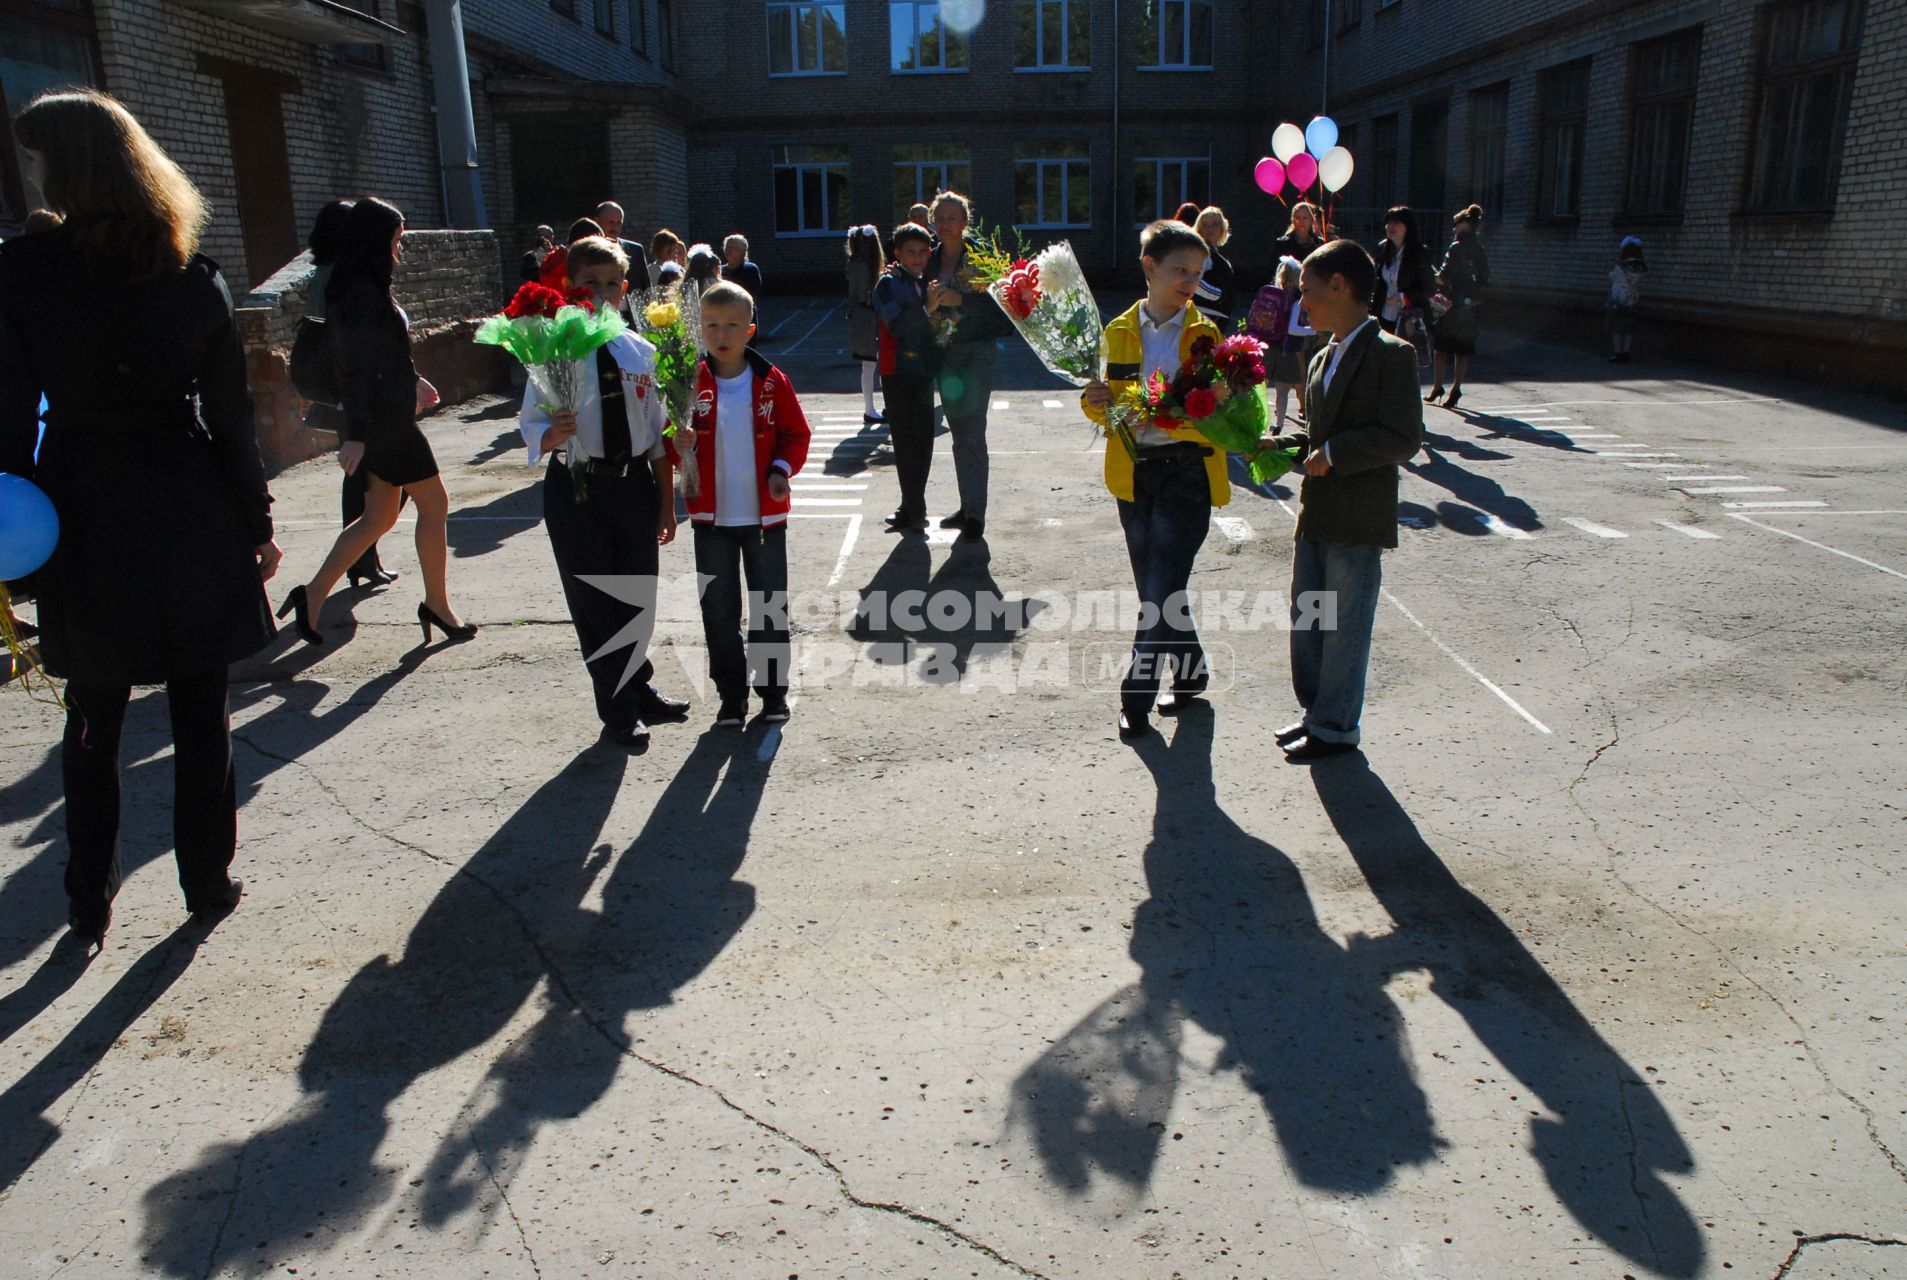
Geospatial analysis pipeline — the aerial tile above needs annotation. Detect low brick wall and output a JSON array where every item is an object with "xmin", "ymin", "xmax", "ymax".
[{"xmin": 236, "ymin": 230, "xmax": 513, "ymax": 470}]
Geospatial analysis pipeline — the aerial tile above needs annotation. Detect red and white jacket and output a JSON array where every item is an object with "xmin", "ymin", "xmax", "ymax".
[{"xmin": 669, "ymin": 349, "xmax": 812, "ymax": 527}]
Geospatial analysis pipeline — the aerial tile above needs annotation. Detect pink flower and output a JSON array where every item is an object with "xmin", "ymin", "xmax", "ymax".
[{"xmin": 1001, "ymin": 268, "xmax": 1042, "ymax": 319}]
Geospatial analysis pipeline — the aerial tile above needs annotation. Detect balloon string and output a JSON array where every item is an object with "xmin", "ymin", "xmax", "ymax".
[{"xmin": 0, "ymin": 583, "xmax": 65, "ymax": 709}]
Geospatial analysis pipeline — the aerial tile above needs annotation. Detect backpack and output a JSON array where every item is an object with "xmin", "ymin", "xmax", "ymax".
[{"xmin": 287, "ymin": 315, "xmax": 341, "ymax": 406}]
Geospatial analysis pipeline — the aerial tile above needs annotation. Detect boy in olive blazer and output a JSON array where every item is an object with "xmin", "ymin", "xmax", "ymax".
[{"xmin": 1266, "ymin": 240, "xmax": 1423, "ymax": 761}]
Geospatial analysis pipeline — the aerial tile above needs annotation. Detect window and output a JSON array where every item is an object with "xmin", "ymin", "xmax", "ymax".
[
  {"xmin": 593, "ymin": 0, "xmax": 614, "ymax": 35},
  {"xmin": 551, "ymin": 0, "xmax": 574, "ymax": 18},
  {"xmin": 768, "ymin": 2, "xmax": 846, "ymax": 75},
  {"xmin": 1370, "ymin": 113, "xmax": 1399, "ymax": 206},
  {"xmin": 0, "ymin": 13, "xmax": 97, "ymax": 225},
  {"xmin": 657, "ymin": 0, "xmax": 674, "ymax": 68},
  {"xmin": 333, "ymin": 0, "xmax": 387, "ymax": 67},
  {"xmin": 1138, "ymin": 0, "xmax": 1212, "ymax": 69},
  {"xmin": 1468, "ymin": 82, "xmax": 1508, "ymax": 217},
  {"xmin": 631, "ymin": 0, "xmax": 647, "ymax": 52},
  {"xmin": 1016, "ymin": 142, "xmax": 1090, "ymax": 228},
  {"xmin": 1335, "ymin": 0, "xmax": 1362, "ymax": 34},
  {"xmin": 1133, "ymin": 156, "xmax": 1208, "ymax": 225},
  {"xmin": 1017, "ymin": 0, "xmax": 1089, "ymax": 69},
  {"xmin": 893, "ymin": 143, "xmax": 971, "ymax": 222},
  {"xmin": 1624, "ymin": 28, "xmax": 1700, "ymax": 217},
  {"xmin": 892, "ymin": 2, "xmax": 969, "ymax": 72},
  {"xmin": 1534, "ymin": 59, "xmax": 1590, "ymax": 220},
  {"xmin": 773, "ymin": 145, "xmax": 850, "ymax": 237},
  {"xmin": 1746, "ymin": 0, "xmax": 1858, "ymax": 212}
]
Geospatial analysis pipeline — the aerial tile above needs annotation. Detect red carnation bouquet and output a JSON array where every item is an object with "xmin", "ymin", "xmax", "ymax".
[{"xmin": 1109, "ymin": 333, "xmax": 1299, "ymax": 484}]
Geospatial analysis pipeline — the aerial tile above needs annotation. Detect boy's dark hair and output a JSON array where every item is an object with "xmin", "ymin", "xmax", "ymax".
[
  {"xmin": 890, "ymin": 221, "xmax": 931, "ymax": 251},
  {"xmin": 566, "ymin": 234, "xmax": 629, "ymax": 277},
  {"xmin": 1303, "ymin": 238, "xmax": 1377, "ymax": 302},
  {"xmin": 1140, "ymin": 218, "xmax": 1205, "ymax": 263},
  {"xmin": 701, "ymin": 279, "xmax": 754, "ymax": 315},
  {"xmin": 568, "ymin": 217, "xmax": 604, "ymax": 245}
]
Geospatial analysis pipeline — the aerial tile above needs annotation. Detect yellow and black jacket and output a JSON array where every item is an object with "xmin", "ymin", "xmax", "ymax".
[{"xmin": 1080, "ymin": 301, "xmax": 1231, "ymax": 507}]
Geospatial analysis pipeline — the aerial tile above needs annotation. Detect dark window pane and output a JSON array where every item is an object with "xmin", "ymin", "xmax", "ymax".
[
  {"xmin": 1189, "ymin": 0, "xmax": 1213, "ymax": 64},
  {"xmin": 798, "ymin": 6, "xmax": 819, "ymax": 69},
  {"xmin": 1134, "ymin": 164, "xmax": 1157, "ymax": 221},
  {"xmin": 1068, "ymin": 0, "xmax": 1090, "ymax": 64},
  {"xmin": 1017, "ymin": 0, "xmax": 1038, "ymax": 65},
  {"xmin": 1162, "ymin": 2, "xmax": 1185, "ymax": 63},
  {"xmin": 822, "ymin": 6, "xmax": 847, "ymax": 69},
  {"xmin": 827, "ymin": 168, "xmax": 849, "ymax": 231},
  {"xmin": 770, "ymin": 10, "xmax": 792, "ymax": 71},
  {"xmin": 1066, "ymin": 162, "xmax": 1090, "ymax": 224},
  {"xmin": 1136, "ymin": 0, "xmax": 1160, "ymax": 64},
  {"xmin": 775, "ymin": 167, "xmax": 800, "ymax": 233},
  {"xmin": 1016, "ymin": 163, "xmax": 1039, "ymax": 223}
]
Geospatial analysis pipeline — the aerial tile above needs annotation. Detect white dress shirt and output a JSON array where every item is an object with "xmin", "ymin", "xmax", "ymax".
[
  {"xmin": 1132, "ymin": 304, "xmax": 1188, "ymax": 450},
  {"xmin": 518, "ymin": 331, "xmax": 667, "ymax": 466}
]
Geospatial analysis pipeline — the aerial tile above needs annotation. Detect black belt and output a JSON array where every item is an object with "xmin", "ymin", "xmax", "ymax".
[
  {"xmin": 565, "ymin": 454, "xmax": 643, "ymax": 477},
  {"xmin": 1135, "ymin": 442, "xmax": 1213, "ymax": 463}
]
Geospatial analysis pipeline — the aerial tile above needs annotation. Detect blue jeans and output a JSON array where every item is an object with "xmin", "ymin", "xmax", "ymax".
[
  {"xmin": 1117, "ymin": 453, "xmax": 1211, "ymax": 717},
  {"xmin": 693, "ymin": 523, "xmax": 790, "ymax": 701},
  {"xmin": 1289, "ymin": 537, "xmax": 1384, "ymax": 745}
]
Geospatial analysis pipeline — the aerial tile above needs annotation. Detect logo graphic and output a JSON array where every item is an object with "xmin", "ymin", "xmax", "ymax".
[
  {"xmin": 694, "ymin": 388, "xmax": 714, "ymax": 419},
  {"xmin": 756, "ymin": 397, "xmax": 775, "ymax": 426},
  {"xmin": 575, "ymin": 570, "xmax": 717, "ymax": 695}
]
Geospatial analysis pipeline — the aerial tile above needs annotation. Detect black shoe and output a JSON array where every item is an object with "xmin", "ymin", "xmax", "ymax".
[
  {"xmin": 957, "ymin": 519, "xmax": 985, "ymax": 541},
  {"xmin": 864, "ymin": 411, "xmax": 885, "ymax": 426},
  {"xmin": 601, "ymin": 721, "xmax": 651, "ymax": 751},
  {"xmin": 1118, "ymin": 710, "xmax": 1152, "ymax": 741},
  {"xmin": 418, "ymin": 602, "xmax": 478, "ymax": 644},
  {"xmin": 715, "ymin": 696, "xmax": 748, "ymax": 728},
  {"xmin": 759, "ymin": 694, "xmax": 791, "ymax": 723},
  {"xmin": 1443, "ymin": 386, "xmax": 1462, "ymax": 410},
  {"xmin": 637, "ymin": 686, "xmax": 691, "ymax": 722},
  {"xmin": 190, "ymin": 879, "xmax": 243, "ymax": 927},
  {"xmin": 276, "ymin": 585, "xmax": 323, "ymax": 646},
  {"xmin": 67, "ymin": 905, "xmax": 111, "ymax": 955},
  {"xmin": 347, "ymin": 563, "xmax": 400, "ymax": 589},
  {"xmin": 885, "ymin": 511, "xmax": 928, "ymax": 532},
  {"xmin": 939, "ymin": 510, "xmax": 969, "ymax": 529},
  {"xmin": 1274, "ymin": 720, "xmax": 1307, "ymax": 746},
  {"xmin": 1283, "ymin": 736, "xmax": 1356, "ymax": 762},
  {"xmin": 1425, "ymin": 386, "xmax": 1445, "ymax": 403}
]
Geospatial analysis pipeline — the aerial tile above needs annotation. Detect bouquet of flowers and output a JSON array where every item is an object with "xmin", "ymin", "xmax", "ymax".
[
  {"xmin": 987, "ymin": 241, "xmax": 1103, "ymax": 386},
  {"xmin": 1108, "ymin": 333, "xmax": 1301, "ymax": 485},
  {"xmin": 476, "ymin": 282, "xmax": 627, "ymax": 493},
  {"xmin": 628, "ymin": 282, "xmax": 705, "ymax": 495},
  {"xmin": 932, "ymin": 222, "xmax": 1022, "ymax": 347}
]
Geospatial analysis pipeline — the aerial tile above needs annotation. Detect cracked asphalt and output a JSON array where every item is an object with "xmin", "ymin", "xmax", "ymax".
[{"xmin": 2, "ymin": 306, "xmax": 1905, "ymax": 1279}]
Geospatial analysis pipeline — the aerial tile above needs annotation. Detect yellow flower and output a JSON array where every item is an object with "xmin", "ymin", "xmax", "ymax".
[{"xmin": 644, "ymin": 302, "xmax": 681, "ymax": 329}]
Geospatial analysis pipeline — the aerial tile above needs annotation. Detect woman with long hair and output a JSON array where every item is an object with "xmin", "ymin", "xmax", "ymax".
[
  {"xmin": 276, "ymin": 196, "xmax": 474, "ymax": 649},
  {"xmin": 1191, "ymin": 206, "xmax": 1237, "ymax": 324},
  {"xmin": 1274, "ymin": 201, "xmax": 1325, "ymax": 265},
  {"xmin": 844, "ymin": 224, "xmax": 884, "ymax": 425},
  {"xmin": 1, "ymin": 89, "xmax": 274, "ymax": 946},
  {"xmin": 1372, "ymin": 205, "xmax": 1437, "ymax": 367},
  {"xmin": 1429, "ymin": 204, "xmax": 1489, "ymax": 409}
]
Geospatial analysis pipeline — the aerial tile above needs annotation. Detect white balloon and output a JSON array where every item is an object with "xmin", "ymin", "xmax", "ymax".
[
  {"xmin": 1271, "ymin": 123, "xmax": 1307, "ymax": 165},
  {"xmin": 1318, "ymin": 146, "xmax": 1356, "ymax": 193},
  {"xmin": 941, "ymin": 0, "xmax": 986, "ymax": 34}
]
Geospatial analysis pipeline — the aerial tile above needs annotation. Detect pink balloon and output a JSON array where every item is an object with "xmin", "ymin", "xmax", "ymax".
[
  {"xmin": 1286, "ymin": 152, "xmax": 1319, "ymax": 192},
  {"xmin": 1253, "ymin": 156, "xmax": 1286, "ymax": 196}
]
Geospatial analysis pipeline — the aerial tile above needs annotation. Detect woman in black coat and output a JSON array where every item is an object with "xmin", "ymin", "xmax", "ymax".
[
  {"xmin": 1429, "ymin": 204, "xmax": 1489, "ymax": 409},
  {"xmin": 1192, "ymin": 206, "xmax": 1238, "ymax": 324},
  {"xmin": 1372, "ymin": 205, "xmax": 1437, "ymax": 363},
  {"xmin": 1, "ymin": 89, "xmax": 274, "ymax": 946},
  {"xmin": 1272, "ymin": 201, "xmax": 1326, "ymax": 271},
  {"xmin": 277, "ymin": 197, "xmax": 475, "ymax": 649}
]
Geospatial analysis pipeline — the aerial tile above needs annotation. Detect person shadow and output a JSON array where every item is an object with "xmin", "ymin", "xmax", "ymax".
[
  {"xmin": 0, "ymin": 924, "xmax": 207, "ymax": 1191},
  {"xmin": 446, "ymin": 486, "xmax": 543, "ymax": 561},
  {"xmin": 821, "ymin": 419, "xmax": 891, "ymax": 478},
  {"xmin": 1311, "ymin": 755, "xmax": 1704, "ymax": 1277},
  {"xmin": 1009, "ymin": 704, "xmax": 1443, "ymax": 1197},
  {"xmin": 846, "ymin": 537, "xmax": 1041, "ymax": 682},
  {"xmin": 136, "ymin": 729, "xmax": 773, "ymax": 1274},
  {"xmin": 1404, "ymin": 448, "xmax": 1544, "ymax": 533}
]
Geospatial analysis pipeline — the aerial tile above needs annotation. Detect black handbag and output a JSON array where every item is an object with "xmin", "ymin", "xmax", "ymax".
[
  {"xmin": 288, "ymin": 315, "xmax": 341, "ymax": 406},
  {"xmin": 1438, "ymin": 303, "xmax": 1480, "ymax": 346}
]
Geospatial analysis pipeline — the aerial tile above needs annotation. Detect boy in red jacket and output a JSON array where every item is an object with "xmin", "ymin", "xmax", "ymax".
[{"xmin": 677, "ymin": 281, "xmax": 812, "ymax": 726}]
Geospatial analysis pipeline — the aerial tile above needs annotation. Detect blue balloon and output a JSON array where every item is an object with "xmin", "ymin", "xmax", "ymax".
[
  {"xmin": 1305, "ymin": 116, "xmax": 1339, "ymax": 159},
  {"xmin": 0, "ymin": 473, "xmax": 59, "ymax": 580}
]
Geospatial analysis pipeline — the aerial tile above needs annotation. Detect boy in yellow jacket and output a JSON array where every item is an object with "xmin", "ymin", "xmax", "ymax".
[{"xmin": 1083, "ymin": 219, "xmax": 1232, "ymax": 741}]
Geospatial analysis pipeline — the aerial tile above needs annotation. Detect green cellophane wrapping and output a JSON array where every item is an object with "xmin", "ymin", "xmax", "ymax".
[{"xmin": 1186, "ymin": 385, "xmax": 1301, "ymax": 485}]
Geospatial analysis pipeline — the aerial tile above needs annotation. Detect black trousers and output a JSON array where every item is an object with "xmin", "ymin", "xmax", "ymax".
[
  {"xmin": 882, "ymin": 373, "xmax": 936, "ymax": 522},
  {"xmin": 62, "ymin": 671, "xmax": 237, "ymax": 925},
  {"xmin": 544, "ymin": 457, "xmax": 662, "ymax": 729},
  {"xmin": 693, "ymin": 522, "xmax": 790, "ymax": 701}
]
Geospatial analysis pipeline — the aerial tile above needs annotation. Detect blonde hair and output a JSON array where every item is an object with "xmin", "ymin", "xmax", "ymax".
[
  {"xmin": 1276, "ymin": 256, "xmax": 1303, "ymax": 289},
  {"xmin": 1286, "ymin": 201, "xmax": 1321, "ymax": 238},
  {"xmin": 701, "ymin": 279, "xmax": 754, "ymax": 315},
  {"xmin": 14, "ymin": 88, "xmax": 207, "ymax": 277},
  {"xmin": 930, "ymin": 190, "xmax": 972, "ymax": 221},
  {"xmin": 1195, "ymin": 206, "xmax": 1230, "ymax": 246},
  {"xmin": 565, "ymin": 235, "xmax": 629, "ymax": 277}
]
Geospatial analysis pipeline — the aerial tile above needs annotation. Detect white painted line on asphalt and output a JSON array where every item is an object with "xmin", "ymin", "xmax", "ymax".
[
  {"xmin": 1624, "ymin": 462, "xmax": 1681, "ymax": 469},
  {"xmin": 1741, "ymin": 509, "xmax": 1907, "ymax": 516},
  {"xmin": 775, "ymin": 303, "xmax": 841, "ymax": 355},
  {"xmin": 826, "ymin": 513, "xmax": 863, "ymax": 587},
  {"xmin": 1473, "ymin": 397, "xmax": 1783, "ymax": 411},
  {"xmin": 1212, "ymin": 516, "xmax": 1254, "ymax": 542},
  {"xmin": 1479, "ymin": 515, "xmax": 1534, "ymax": 539},
  {"xmin": 1562, "ymin": 517, "xmax": 1628, "ymax": 539},
  {"xmin": 1040, "ymin": 517, "xmax": 1062, "ymax": 527},
  {"xmin": 1722, "ymin": 500, "xmax": 1828, "ymax": 509},
  {"xmin": 792, "ymin": 498, "xmax": 863, "ymax": 507},
  {"xmin": 1042, "ymin": 399, "xmax": 1064, "ymax": 409},
  {"xmin": 992, "ymin": 400, "xmax": 1011, "ymax": 411},
  {"xmin": 1383, "ymin": 590, "xmax": 1553, "ymax": 734},
  {"xmin": 1660, "ymin": 475, "xmax": 1749, "ymax": 482},
  {"xmin": 1599, "ymin": 451, "xmax": 1681, "ymax": 458},
  {"xmin": 1727, "ymin": 513, "xmax": 1907, "ymax": 581},
  {"xmin": 1680, "ymin": 485, "xmax": 1787, "ymax": 494},
  {"xmin": 791, "ymin": 483, "xmax": 868, "ymax": 490},
  {"xmin": 1657, "ymin": 521, "xmax": 1722, "ymax": 539},
  {"xmin": 763, "ymin": 299, "xmax": 817, "ymax": 339},
  {"xmin": 1558, "ymin": 432, "xmax": 1619, "ymax": 438}
]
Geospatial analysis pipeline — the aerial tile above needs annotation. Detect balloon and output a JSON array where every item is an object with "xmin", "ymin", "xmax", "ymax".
[
  {"xmin": 0, "ymin": 474, "xmax": 58, "ymax": 580},
  {"xmin": 1318, "ymin": 146, "xmax": 1356, "ymax": 193},
  {"xmin": 1253, "ymin": 156, "xmax": 1286, "ymax": 196},
  {"xmin": 1271, "ymin": 123, "xmax": 1306, "ymax": 165},
  {"xmin": 1305, "ymin": 116, "xmax": 1339, "ymax": 158},
  {"xmin": 1286, "ymin": 151, "xmax": 1319, "ymax": 192}
]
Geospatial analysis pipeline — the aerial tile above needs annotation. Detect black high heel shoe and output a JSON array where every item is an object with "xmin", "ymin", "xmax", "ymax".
[
  {"xmin": 418, "ymin": 603, "xmax": 478, "ymax": 644},
  {"xmin": 346, "ymin": 560, "xmax": 400, "ymax": 589},
  {"xmin": 276, "ymin": 585, "xmax": 323, "ymax": 646},
  {"xmin": 1425, "ymin": 385, "xmax": 1445, "ymax": 403},
  {"xmin": 1443, "ymin": 386, "xmax": 1463, "ymax": 410},
  {"xmin": 67, "ymin": 905, "xmax": 110, "ymax": 955}
]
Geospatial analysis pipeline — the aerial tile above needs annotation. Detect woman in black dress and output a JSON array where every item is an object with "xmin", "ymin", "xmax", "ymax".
[
  {"xmin": 278, "ymin": 197, "xmax": 474, "ymax": 647},
  {"xmin": 1, "ymin": 89, "xmax": 273, "ymax": 947},
  {"xmin": 1429, "ymin": 204, "xmax": 1489, "ymax": 410}
]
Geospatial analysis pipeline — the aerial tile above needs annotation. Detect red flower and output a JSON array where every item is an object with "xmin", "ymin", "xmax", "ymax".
[
  {"xmin": 503, "ymin": 282, "xmax": 567, "ymax": 320},
  {"xmin": 1184, "ymin": 387, "xmax": 1218, "ymax": 419},
  {"xmin": 1001, "ymin": 267, "xmax": 1042, "ymax": 320},
  {"xmin": 565, "ymin": 286, "xmax": 596, "ymax": 310}
]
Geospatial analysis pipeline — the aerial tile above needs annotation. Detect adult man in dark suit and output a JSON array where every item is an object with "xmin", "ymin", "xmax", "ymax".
[
  {"xmin": 593, "ymin": 201, "xmax": 651, "ymax": 286},
  {"xmin": 1266, "ymin": 239, "xmax": 1423, "ymax": 762}
]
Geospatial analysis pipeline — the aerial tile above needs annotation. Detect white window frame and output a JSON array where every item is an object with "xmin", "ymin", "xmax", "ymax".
[
  {"xmin": 891, "ymin": 0, "xmax": 969, "ymax": 75},
  {"xmin": 1132, "ymin": 155, "xmax": 1210, "ymax": 227},
  {"xmin": 768, "ymin": 1, "xmax": 847, "ymax": 78},
  {"xmin": 773, "ymin": 147, "xmax": 851, "ymax": 238},
  {"xmin": 1016, "ymin": 0, "xmax": 1090, "ymax": 73},
  {"xmin": 1138, "ymin": 0, "xmax": 1214, "ymax": 71},
  {"xmin": 1016, "ymin": 154, "xmax": 1092, "ymax": 229},
  {"xmin": 894, "ymin": 145, "xmax": 971, "ymax": 220}
]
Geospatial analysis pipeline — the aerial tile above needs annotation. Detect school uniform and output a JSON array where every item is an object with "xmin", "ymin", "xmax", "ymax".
[
  {"xmin": 872, "ymin": 264, "xmax": 940, "ymax": 525},
  {"xmin": 519, "ymin": 331, "xmax": 676, "ymax": 734}
]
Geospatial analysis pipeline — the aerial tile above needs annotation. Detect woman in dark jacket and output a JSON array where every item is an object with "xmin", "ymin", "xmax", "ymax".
[
  {"xmin": 278, "ymin": 197, "xmax": 475, "ymax": 649},
  {"xmin": 1372, "ymin": 205, "xmax": 1437, "ymax": 366},
  {"xmin": 1429, "ymin": 204, "xmax": 1489, "ymax": 409},
  {"xmin": 1192, "ymin": 206, "xmax": 1238, "ymax": 324},
  {"xmin": 1, "ymin": 89, "xmax": 273, "ymax": 946},
  {"xmin": 926, "ymin": 191, "xmax": 1010, "ymax": 536},
  {"xmin": 1273, "ymin": 201, "xmax": 1326, "ymax": 271}
]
